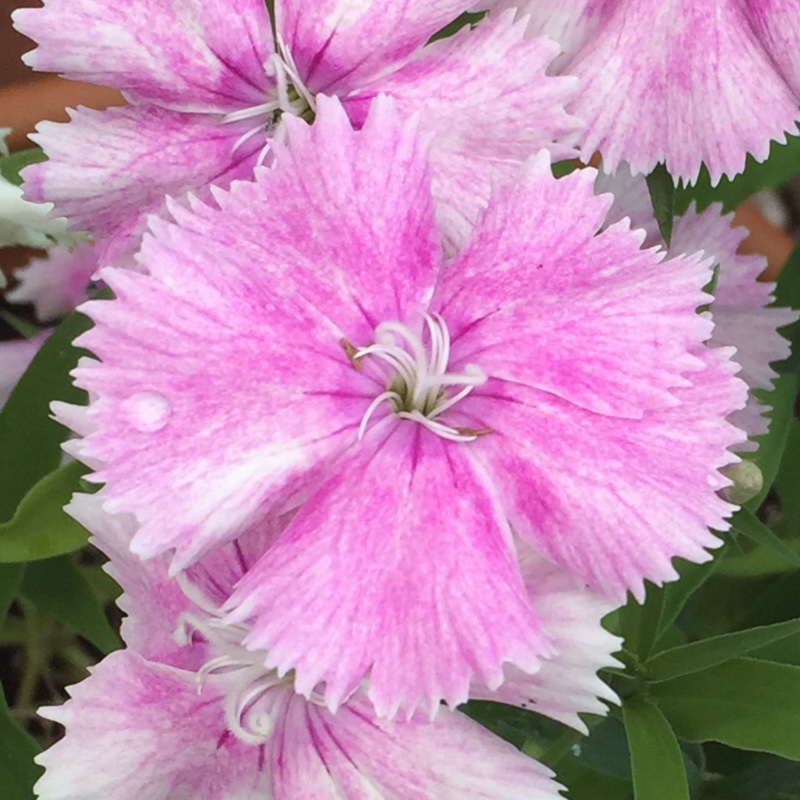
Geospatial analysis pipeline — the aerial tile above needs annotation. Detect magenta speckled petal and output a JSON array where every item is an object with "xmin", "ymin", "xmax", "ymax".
[
  {"xmin": 482, "ymin": 0, "xmax": 607, "ymax": 65},
  {"xmin": 472, "ymin": 549, "xmax": 620, "ymax": 733},
  {"xmin": 342, "ymin": 11, "xmax": 581, "ymax": 252},
  {"xmin": 464, "ymin": 345, "xmax": 747, "ymax": 602},
  {"xmin": 22, "ymin": 105, "xmax": 262, "ymax": 260},
  {"xmin": 36, "ymin": 649, "xmax": 562, "ymax": 800},
  {"xmin": 67, "ymin": 98, "xmax": 441, "ymax": 569},
  {"xmin": 227, "ymin": 422, "xmax": 548, "ymax": 719},
  {"xmin": 271, "ymin": 691, "xmax": 561, "ymax": 799},
  {"xmin": 435, "ymin": 154, "xmax": 714, "ymax": 419},
  {"xmin": 13, "ymin": 0, "xmax": 271, "ymax": 112},
  {"xmin": 744, "ymin": 0, "xmax": 800, "ymax": 95},
  {"xmin": 597, "ymin": 164, "xmax": 797, "ymax": 445},
  {"xmin": 7, "ymin": 242, "xmax": 98, "ymax": 322},
  {"xmin": 65, "ymin": 492, "xmax": 200, "ymax": 669},
  {"xmin": 562, "ymin": 0, "xmax": 800, "ymax": 182},
  {"xmin": 34, "ymin": 652, "xmax": 269, "ymax": 800},
  {"xmin": 275, "ymin": 0, "xmax": 475, "ymax": 94},
  {"xmin": 671, "ymin": 204, "xmax": 797, "ymax": 443}
]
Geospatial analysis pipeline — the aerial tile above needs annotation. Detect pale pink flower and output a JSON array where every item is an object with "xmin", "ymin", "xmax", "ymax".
[
  {"xmin": 483, "ymin": 0, "xmax": 800, "ymax": 183},
  {"xmin": 58, "ymin": 99, "xmax": 744, "ymax": 716},
  {"xmin": 6, "ymin": 242, "xmax": 98, "ymax": 323},
  {"xmin": 14, "ymin": 0, "xmax": 579, "ymax": 261},
  {"xmin": 33, "ymin": 491, "xmax": 617, "ymax": 800},
  {"xmin": 596, "ymin": 165, "xmax": 797, "ymax": 448}
]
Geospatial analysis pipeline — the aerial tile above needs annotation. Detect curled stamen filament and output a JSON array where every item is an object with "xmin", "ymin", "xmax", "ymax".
[{"xmin": 352, "ymin": 313, "xmax": 488, "ymax": 441}]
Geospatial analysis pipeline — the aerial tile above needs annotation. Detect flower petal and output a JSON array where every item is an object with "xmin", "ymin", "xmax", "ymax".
[
  {"xmin": 463, "ymin": 345, "xmax": 747, "ymax": 602},
  {"xmin": 435, "ymin": 153, "xmax": 714, "ymax": 419},
  {"xmin": 13, "ymin": 0, "xmax": 272, "ymax": 112},
  {"xmin": 473, "ymin": 548, "xmax": 621, "ymax": 733},
  {"xmin": 276, "ymin": 0, "xmax": 476, "ymax": 94},
  {"xmin": 7, "ymin": 242, "xmax": 98, "ymax": 323},
  {"xmin": 562, "ymin": 0, "xmax": 800, "ymax": 182},
  {"xmin": 272, "ymin": 691, "xmax": 562, "ymax": 799},
  {"xmin": 227, "ymin": 422, "xmax": 548, "ymax": 719},
  {"xmin": 23, "ymin": 105, "xmax": 262, "ymax": 264},
  {"xmin": 743, "ymin": 0, "xmax": 800, "ymax": 95},
  {"xmin": 342, "ymin": 11, "xmax": 581, "ymax": 252},
  {"xmin": 65, "ymin": 492, "xmax": 199, "ymax": 668},
  {"xmin": 34, "ymin": 651, "xmax": 268, "ymax": 800}
]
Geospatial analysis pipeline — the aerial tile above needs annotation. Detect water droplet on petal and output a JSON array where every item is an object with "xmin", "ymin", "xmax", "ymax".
[{"xmin": 125, "ymin": 392, "xmax": 171, "ymax": 433}]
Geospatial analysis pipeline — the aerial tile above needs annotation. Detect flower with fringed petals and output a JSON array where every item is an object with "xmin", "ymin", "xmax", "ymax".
[
  {"xmin": 33, "ymin": 492, "xmax": 620, "ymax": 800},
  {"xmin": 57, "ymin": 97, "xmax": 746, "ymax": 718}
]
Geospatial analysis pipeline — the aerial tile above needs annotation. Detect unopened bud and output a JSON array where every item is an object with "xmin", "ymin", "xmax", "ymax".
[{"xmin": 721, "ymin": 460, "xmax": 764, "ymax": 506}]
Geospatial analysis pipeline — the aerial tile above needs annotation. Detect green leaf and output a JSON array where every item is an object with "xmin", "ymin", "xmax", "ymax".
[
  {"xmin": 648, "ymin": 618, "xmax": 800, "ymax": 682},
  {"xmin": 621, "ymin": 582, "xmax": 665, "ymax": 660},
  {"xmin": 569, "ymin": 716, "xmax": 632, "ymax": 781},
  {"xmin": 0, "ymin": 311, "xmax": 91, "ymax": 524},
  {"xmin": 652, "ymin": 657, "xmax": 800, "ymax": 759},
  {"xmin": 730, "ymin": 507, "xmax": 800, "ymax": 568},
  {"xmin": 555, "ymin": 760, "xmax": 632, "ymax": 800},
  {"xmin": 0, "ymin": 682, "xmax": 41, "ymax": 800},
  {"xmin": 675, "ymin": 133, "xmax": 800, "ymax": 214},
  {"xmin": 428, "ymin": 11, "xmax": 485, "ymax": 42},
  {"xmin": 0, "ymin": 462, "xmax": 90, "ymax": 562},
  {"xmin": 645, "ymin": 163, "xmax": 676, "ymax": 245},
  {"xmin": 21, "ymin": 554, "xmax": 121, "ymax": 654},
  {"xmin": 623, "ymin": 695, "xmax": 689, "ymax": 800},
  {"xmin": 0, "ymin": 148, "xmax": 46, "ymax": 186}
]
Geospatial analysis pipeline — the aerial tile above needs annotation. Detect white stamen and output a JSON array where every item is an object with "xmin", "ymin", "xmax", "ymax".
[
  {"xmin": 222, "ymin": 38, "xmax": 315, "ymax": 159},
  {"xmin": 351, "ymin": 313, "xmax": 488, "ymax": 442}
]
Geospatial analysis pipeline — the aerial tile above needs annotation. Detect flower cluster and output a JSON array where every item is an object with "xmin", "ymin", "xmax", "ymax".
[{"xmin": 6, "ymin": 0, "xmax": 798, "ymax": 797}]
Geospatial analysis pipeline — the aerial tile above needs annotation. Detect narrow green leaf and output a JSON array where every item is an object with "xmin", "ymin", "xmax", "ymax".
[
  {"xmin": 621, "ymin": 583, "xmax": 665, "ymax": 660},
  {"xmin": 730, "ymin": 507, "xmax": 800, "ymax": 568},
  {"xmin": 0, "ymin": 311, "xmax": 91, "ymax": 524},
  {"xmin": 0, "ymin": 148, "xmax": 46, "ymax": 186},
  {"xmin": 0, "ymin": 462, "xmax": 90, "ymax": 562},
  {"xmin": 645, "ymin": 163, "xmax": 676, "ymax": 245},
  {"xmin": 648, "ymin": 618, "xmax": 800, "ymax": 682},
  {"xmin": 652, "ymin": 657, "xmax": 800, "ymax": 759},
  {"xmin": 21, "ymin": 555, "xmax": 121, "ymax": 654},
  {"xmin": 553, "ymin": 759, "xmax": 632, "ymax": 800},
  {"xmin": 0, "ymin": 682, "xmax": 41, "ymax": 799},
  {"xmin": 623, "ymin": 695, "xmax": 689, "ymax": 800}
]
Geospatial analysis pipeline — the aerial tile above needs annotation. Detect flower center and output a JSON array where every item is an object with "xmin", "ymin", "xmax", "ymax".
[
  {"xmin": 222, "ymin": 36, "xmax": 315, "ymax": 166},
  {"xmin": 344, "ymin": 312, "xmax": 491, "ymax": 442},
  {"xmin": 174, "ymin": 577, "xmax": 322, "ymax": 746}
]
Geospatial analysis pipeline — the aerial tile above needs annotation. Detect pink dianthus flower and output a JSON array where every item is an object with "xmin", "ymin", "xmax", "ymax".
[
  {"xmin": 596, "ymin": 165, "xmax": 797, "ymax": 448},
  {"xmin": 14, "ymin": 0, "xmax": 580, "ymax": 261},
  {"xmin": 59, "ymin": 97, "xmax": 745, "ymax": 717},
  {"xmin": 482, "ymin": 0, "xmax": 800, "ymax": 183},
  {"xmin": 33, "ymin": 491, "xmax": 619, "ymax": 800}
]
